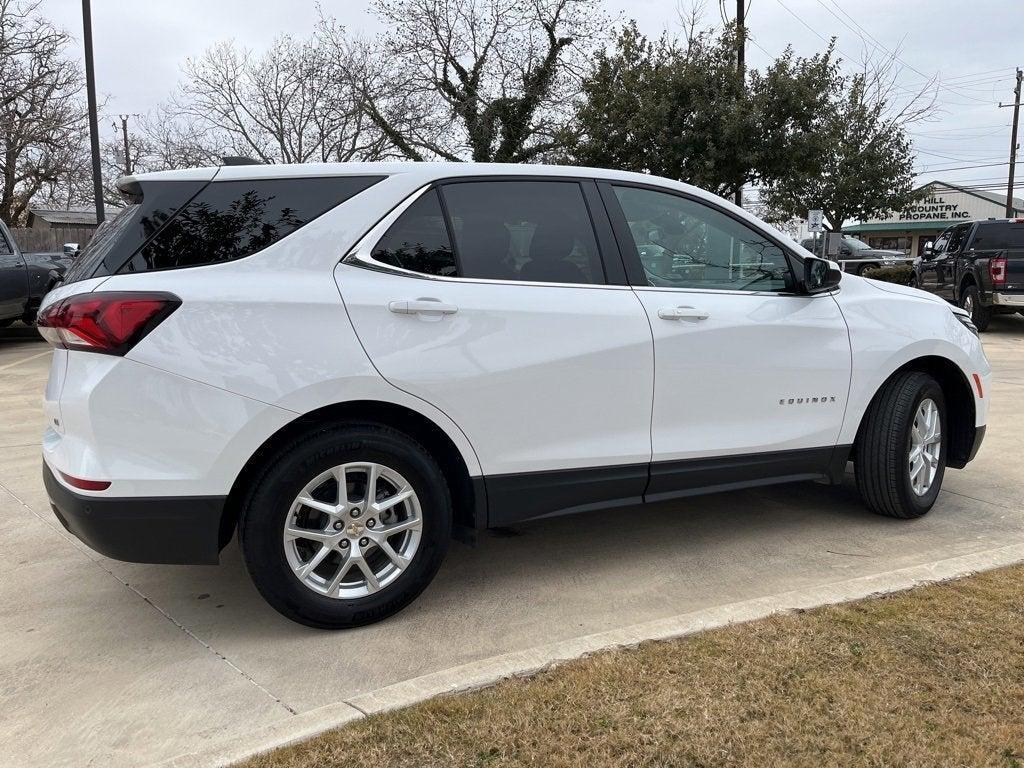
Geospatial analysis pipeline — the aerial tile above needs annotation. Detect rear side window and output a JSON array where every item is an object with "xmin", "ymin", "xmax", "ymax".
[
  {"xmin": 441, "ymin": 181, "xmax": 605, "ymax": 284},
  {"xmin": 62, "ymin": 181, "xmax": 205, "ymax": 283},
  {"xmin": 372, "ymin": 190, "xmax": 456, "ymax": 277},
  {"xmin": 969, "ymin": 222, "xmax": 1024, "ymax": 251},
  {"xmin": 120, "ymin": 176, "xmax": 383, "ymax": 274}
]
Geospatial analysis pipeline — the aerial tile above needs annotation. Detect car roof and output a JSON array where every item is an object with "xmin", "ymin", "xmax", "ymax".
[{"xmin": 126, "ymin": 161, "xmax": 702, "ymax": 193}]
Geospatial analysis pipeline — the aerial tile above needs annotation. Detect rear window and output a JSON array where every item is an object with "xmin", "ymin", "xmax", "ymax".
[
  {"xmin": 63, "ymin": 175, "xmax": 384, "ymax": 282},
  {"xmin": 969, "ymin": 222, "xmax": 1024, "ymax": 251}
]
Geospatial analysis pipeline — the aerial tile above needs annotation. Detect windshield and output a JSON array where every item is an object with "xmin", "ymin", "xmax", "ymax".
[{"xmin": 844, "ymin": 237, "xmax": 871, "ymax": 251}]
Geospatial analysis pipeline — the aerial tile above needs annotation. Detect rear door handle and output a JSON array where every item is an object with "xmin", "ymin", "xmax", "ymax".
[
  {"xmin": 657, "ymin": 306, "xmax": 709, "ymax": 321},
  {"xmin": 388, "ymin": 299, "xmax": 458, "ymax": 316}
]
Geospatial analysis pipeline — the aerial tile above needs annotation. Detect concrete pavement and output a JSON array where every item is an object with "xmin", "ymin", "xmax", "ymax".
[{"xmin": 1, "ymin": 315, "xmax": 1023, "ymax": 767}]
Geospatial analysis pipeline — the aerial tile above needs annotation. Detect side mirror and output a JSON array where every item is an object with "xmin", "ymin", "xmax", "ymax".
[
  {"xmin": 802, "ymin": 255, "xmax": 842, "ymax": 294},
  {"xmin": 922, "ymin": 243, "xmax": 934, "ymax": 258}
]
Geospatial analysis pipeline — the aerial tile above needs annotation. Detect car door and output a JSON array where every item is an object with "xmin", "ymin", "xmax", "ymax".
[
  {"xmin": 919, "ymin": 228, "xmax": 950, "ymax": 295},
  {"xmin": 0, "ymin": 226, "xmax": 27, "ymax": 321},
  {"xmin": 336, "ymin": 178, "xmax": 655, "ymax": 525},
  {"xmin": 937, "ymin": 223, "xmax": 971, "ymax": 300},
  {"xmin": 598, "ymin": 181, "xmax": 852, "ymax": 500},
  {"xmin": 923, "ymin": 226, "xmax": 967, "ymax": 299}
]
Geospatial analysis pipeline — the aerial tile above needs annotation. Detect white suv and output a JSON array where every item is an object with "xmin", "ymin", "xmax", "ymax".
[{"xmin": 38, "ymin": 163, "xmax": 990, "ymax": 628}]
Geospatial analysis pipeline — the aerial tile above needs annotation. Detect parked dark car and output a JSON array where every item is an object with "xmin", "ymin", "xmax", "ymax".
[
  {"xmin": 909, "ymin": 218, "xmax": 1024, "ymax": 331},
  {"xmin": 800, "ymin": 235, "xmax": 909, "ymax": 275},
  {"xmin": 0, "ymin": 219, "xmax": 74, "ymax": 327}
]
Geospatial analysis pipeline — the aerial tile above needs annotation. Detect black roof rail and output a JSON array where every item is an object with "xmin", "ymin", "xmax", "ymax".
[{"xmin": 221, "ymin": 156, "xmax": 264, "ymax": 166}]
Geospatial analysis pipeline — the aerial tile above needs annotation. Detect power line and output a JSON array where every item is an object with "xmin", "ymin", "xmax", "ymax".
[
  {"xmin": 910, "ymin": 123, "xmax": 1012, "ymax": 134},
  {"xmin": 770, "ymin": 0, "xmax": 858, "ymax": 61},
  {"xmin": 915, "ymin": 148, "xmax": 1006, "ymax": 162},
  {"xmin": 913, "ymin": 161, "xmax": 1010, "ymax": 174}
]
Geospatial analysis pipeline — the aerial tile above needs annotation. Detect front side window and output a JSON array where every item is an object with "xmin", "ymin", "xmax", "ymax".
[
  {"xmin": 931, "ymin": 229, "xmax": 952, "ymax": 255},
  {"xmin": 946, "ymin": 224, "xmax": 971, "ymax": 254},
  {"xmin": 440, "ymin": 181, "xmax": 605, "ymax": 284},
  {"xmin": 613, "ymin": 186, "xmax": 793, "ymax": 292}
]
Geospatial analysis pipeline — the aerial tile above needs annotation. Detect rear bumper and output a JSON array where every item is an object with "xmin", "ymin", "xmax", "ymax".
[
  {"xmin": 43, "ymin": 462, "xmax": 226, "ymax": 565},
  {"xmin": 992, "ymin": 292, "xmax": 1024, "ymax": 307},
  {"xmin": 967, "ymin": 424, "xmax": 986, "ymax": 464}
]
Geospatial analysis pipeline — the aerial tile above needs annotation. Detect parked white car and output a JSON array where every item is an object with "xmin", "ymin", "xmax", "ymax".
[{"xmin": 38, "ymin": 163, "xmax": 990, "ymax": 628}]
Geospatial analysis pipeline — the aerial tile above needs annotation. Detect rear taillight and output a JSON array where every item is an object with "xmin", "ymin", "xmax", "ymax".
[
  {"xmin": 990, "ymin": 256, "xmax": 1007, "ymax": 287},
  {"xmin": 37, "ymin": 292, "xmax": 180, "ymax": 356}
]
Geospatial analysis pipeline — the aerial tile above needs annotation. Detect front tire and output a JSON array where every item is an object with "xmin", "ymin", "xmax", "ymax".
[
  {"xmin": 239, "ymin": 423, "xmax": 452, "ymax": 629},
  {"xmin": 960, "ymin": 284, "xmax": 991, "ymax": 331},
  {"xmin": 855, "ymin": 371, "xmax": 946, "ymax": 519}
]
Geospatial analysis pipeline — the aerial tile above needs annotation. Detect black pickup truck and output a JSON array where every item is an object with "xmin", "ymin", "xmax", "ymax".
[
  {"xmin": 909, "ymin": 218, "xmax": 1024, "ymax": 331},
  {"xmin": 0, "ymin": 219, "xmax": 75, "ymax": 327}
]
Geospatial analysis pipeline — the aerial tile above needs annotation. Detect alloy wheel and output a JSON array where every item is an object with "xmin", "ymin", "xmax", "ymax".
[
  {"xmin": 908, "ymin": 398, "xmax": 941, "ymax": 496},
  {"xmin": 283, "ymin": 462, "xmax": 423, "ymax": 598}
]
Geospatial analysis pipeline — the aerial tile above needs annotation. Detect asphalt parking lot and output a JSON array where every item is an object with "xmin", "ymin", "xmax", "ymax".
[{"xmin": 3, "ymin": 314, "xmax": 1024, "ymax": 768}]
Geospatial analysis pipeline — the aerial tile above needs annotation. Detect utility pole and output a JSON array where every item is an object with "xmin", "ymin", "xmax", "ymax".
[
  {"xmin": 81, "ymin": 0, "xmax": 104, "ymax": 224},
  {"xmin": 734, "ymin": 0, "xmax": 745, "ymax": 208},
  {"xmin": 1002, "ymin": 68, "xmax": 1022, "ymax": 218},
  {"xmin": 114, "ymin": 114, "xmax": 136, "ymax": 176}
]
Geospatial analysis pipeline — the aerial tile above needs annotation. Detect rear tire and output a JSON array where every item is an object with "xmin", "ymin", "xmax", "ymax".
[
  {"xmin": 960, "ymin": 284, "xmax": 991, "ymax": 331},
  {"xmin": 855, "ymin": 371, "xmax": 946, "ymax": 519},
  {"xmin": 239, "ymin": 423, "xmax": 452, "ymax": 629}
]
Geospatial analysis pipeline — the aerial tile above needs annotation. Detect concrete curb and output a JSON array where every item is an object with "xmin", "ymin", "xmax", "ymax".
[{"xmin": 150, "ymin": 541, "xmax": 1024, "ymax": 768}]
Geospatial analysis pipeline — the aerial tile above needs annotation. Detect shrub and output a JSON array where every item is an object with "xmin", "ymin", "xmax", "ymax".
[{"xmin": 861, "ymin": 264, "xmax": 913, "ymax": 285}]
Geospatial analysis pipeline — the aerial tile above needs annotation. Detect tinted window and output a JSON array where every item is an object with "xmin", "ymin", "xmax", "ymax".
[
  {"xmin": 969, "ymin": 222, "xmax": 1024, "ymax": 251},
  {"xmin": 946, "ymin": 223, "xmax": 971, "ymax": 254},
  {"xmin": 372, "ymin": 190, "xmax": 456, "ymax": 276},
  {"xmin": 61, "ymin": 181, "xmax": 205, "ymax": 283},
  {"xmin": 613, "ymin": 186, "xmax": 793, "ymax": 292},
  {"xmin": 440, "ymin": 181, "xmax": 605, "ymax": 284},
  {"xmin": 120, "ymin": 176, "xmax": 382, "ymax": 273},
  {"xmin": 931, "ymin": 229, "xmax": 951, "ymax": 255}
]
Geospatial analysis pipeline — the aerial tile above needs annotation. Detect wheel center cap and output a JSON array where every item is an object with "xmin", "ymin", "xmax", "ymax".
[{"xmin": 347, "ymin": 521, "xmax": 365, "ymax": 536}]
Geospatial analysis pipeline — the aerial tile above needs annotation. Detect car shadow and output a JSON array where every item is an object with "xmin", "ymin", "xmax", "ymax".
[{"xmin": 120, "ymin": 471, "xmax": 953, "ymax": 643}]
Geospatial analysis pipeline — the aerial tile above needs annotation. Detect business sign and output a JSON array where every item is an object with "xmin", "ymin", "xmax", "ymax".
[
  {"xmin": 894, "ymin": 195, "xmax": 971, "ymax": 222},
  {"xmin": 859, "ymin": 183, "xmax": 1014, "ymax": 227}
]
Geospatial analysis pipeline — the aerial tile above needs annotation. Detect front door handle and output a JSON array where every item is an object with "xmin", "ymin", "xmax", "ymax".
[
  {"xmin": 657, "ymin": 305, "xmax": 709, "ymax": 321},
  {"xmin": 388, "ymin": 299, "xmax": 458, "ymax": 316}
]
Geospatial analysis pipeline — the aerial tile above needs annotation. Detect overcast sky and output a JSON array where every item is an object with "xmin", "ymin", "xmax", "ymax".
[{"xmin": 40, "ymin": 0, "xmax": 1024, "ymax": 199}]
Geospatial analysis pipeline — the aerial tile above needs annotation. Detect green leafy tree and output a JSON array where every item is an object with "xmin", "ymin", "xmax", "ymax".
[
  {"xmin": 758, "ymin": 73, "xmax": 918, "ymax": 231},
  {"xmin": 567, "ymin": 22, "xmax": 839, "ymax": 199}
]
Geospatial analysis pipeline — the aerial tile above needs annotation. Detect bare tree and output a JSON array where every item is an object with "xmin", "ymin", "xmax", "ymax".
[
  {"xmin": 331, "ymin": 0, "xmax": 608, "ymax": 162},
  {"xmin": 173, "ymin": 29, "xmax": 391, "ymax": 165},
  {"xmin": 0, "ymin": 0, "xmax": 88, "ymax": 224}
]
